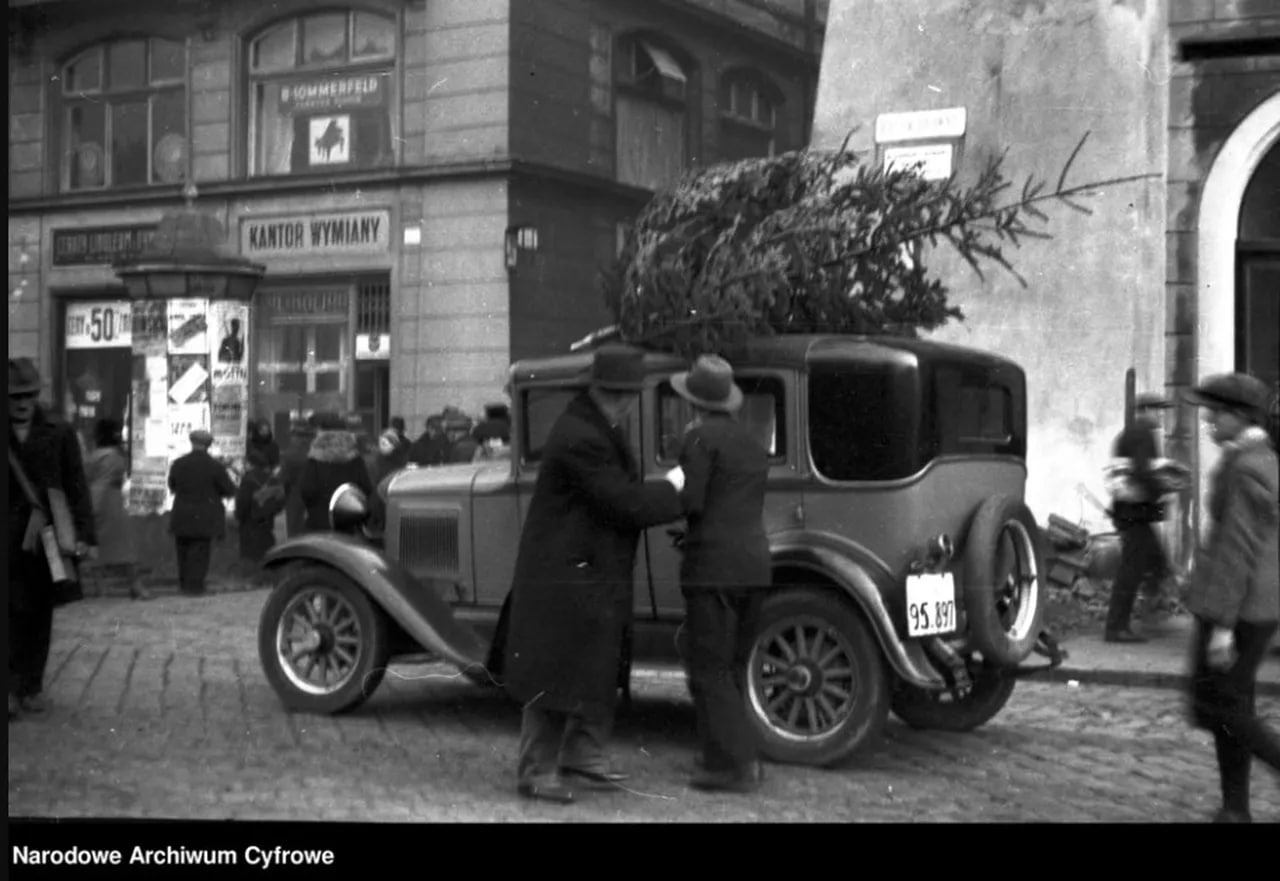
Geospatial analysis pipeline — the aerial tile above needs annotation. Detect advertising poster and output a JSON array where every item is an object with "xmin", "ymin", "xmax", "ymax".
[
  {"xmin": 167, "ymin": 354, "xmax": 210, "ymax": 405},
  {"xmin": 211, "ymin": 386, "xmax": 247, "ymax": 458},
  {"xmin": 167, "ymin": 403, "xmax": 210, "ymax": 462},
  {"xmin": 209, "ymin": 301, "xmax": 250, "ymax": 385},
  {"xmin": 132, "ymin": 300, "xmax": 168, "ymax": 356},
  {"xmin": 167, "ymin": 298, "xmax": 209, "ymax": 355},
  {"xmin": 127, "ymin": 472, "xmax": 168, "ymax": 517}
]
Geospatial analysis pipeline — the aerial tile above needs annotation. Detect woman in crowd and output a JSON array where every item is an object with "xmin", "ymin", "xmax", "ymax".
[
  {"xmin": 298, "ymin": 413, "xmax": 374, "ymax": 533},
  {"xmin": 247, "ymin": 418, "xmax": 281, "ymax": 471},
  {"xmin": 669, "ymin": 355, "xmax": 770, "ymax": 794},
  {"xmin": 234, "ymin": 447, "xmax": 286, "ymax": 573},
  {"xmin": 1182, "ymin": 372, "xmax": 1280, "ymax": 823},
  {"xmin": 84, "ymin": 417, "xmax": 149, "ymax": 600}
]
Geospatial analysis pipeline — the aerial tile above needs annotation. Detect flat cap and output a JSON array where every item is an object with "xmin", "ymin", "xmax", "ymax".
[
  {"xmin": 1183, "ymin": 373, "xmax": 1271, "ymax": 423},
  {"xmin": 189, "ymin": 429, "xmax": 214, "ymax": 446}
]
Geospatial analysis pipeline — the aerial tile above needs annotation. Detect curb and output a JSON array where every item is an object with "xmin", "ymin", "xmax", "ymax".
[{"xmin": 1029, "ymin": 664, "xmax": 1280, "ymax": 697}]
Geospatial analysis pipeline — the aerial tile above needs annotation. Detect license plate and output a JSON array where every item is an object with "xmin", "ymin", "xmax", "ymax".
[{"xmin": 905, "ymin": 572, "xmax": 957, "ymax": 637}]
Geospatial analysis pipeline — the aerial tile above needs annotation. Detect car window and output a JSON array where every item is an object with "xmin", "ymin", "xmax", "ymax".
[
  {"xmin": 929, "ymin": 364, "xmax": 1023, "ymax": 457},
  {"xmin": 808, "ymin": 364, "xmax": 919, "ymax": 481},
  {"xmin": 521, "ymin": 387, "xmax": 579, "ymax": 464},
  {"xmin": 656, "ymin": 375, "xmax": 786, "ymax": 463}
]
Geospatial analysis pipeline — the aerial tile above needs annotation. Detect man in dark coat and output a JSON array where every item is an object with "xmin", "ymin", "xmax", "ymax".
[
  {"xmin": 502, "ymin": 344, "xmax": 684, "ymax": 804},
  {"xmin": 279, "ymin": 418, "xmax": 315, "ymax": 538},
  {"xmin": 298, "ymin": 413, "xmax": 374, "ymax": 533},
  {"xmin": 9, "ymin": 358, "xmax": 97, "ymax": 719},
  {"xmin": 234, "ymin": 447, "xmax": 286, "ymax": 567},
  {"xmin": 670, "ymin": 354, "xmax": 771, "ymax": 793},
  {"xmin": 408, "ymin": 414, "xmax": 449, "ymax": 467},
  {"xmin": 168, "ymin": 429, "xmax": 236, "ymax": 596},
  {"xmin": 1104, "ymin": 392, "xmax": 1177, "ymax": 642}
]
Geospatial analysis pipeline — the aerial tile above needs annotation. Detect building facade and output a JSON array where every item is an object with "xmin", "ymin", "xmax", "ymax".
[
  {"xmin": 813, "ymin": 0, "xmax": 1278, "ymax": 552},
  {"xmin": 8, "ymin": 0, "xmax": 826, "ymax": 455}
]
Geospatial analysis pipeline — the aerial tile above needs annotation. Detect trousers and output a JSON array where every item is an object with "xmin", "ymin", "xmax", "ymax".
[
  {"xmin": 683, "ymin": 589, "xmax": 763, "ymax": 775},
  {"xmin": 517, "ymin": 702, "xmax": 612, "ymax": 785},
  {"xmin": 175, "ymin": 537, "xmax": 213, "ymax": 595},
  {"xmin": 1189, "ymin": 616, "xmax": 1280, "ymax": 816},
  {"xmin": 1106, "ymin": 521, "xmax": 1168, "ymax": 633},
  {"xmin": 9, "ymin": 586, "xmax": 55, "ymax": 698}
]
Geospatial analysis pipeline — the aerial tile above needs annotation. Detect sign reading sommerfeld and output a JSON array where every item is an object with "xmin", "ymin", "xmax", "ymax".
[
  {"xmin": 52, "ymin": 225, "xmax": 157, "ymax": 266},
  {"xmin": 241, "ymin": 210, "xmax": 390, "ymax": 258},
  {"xmin": 278, "ymin": 74, "xmax": 386, "ymax": 113}
]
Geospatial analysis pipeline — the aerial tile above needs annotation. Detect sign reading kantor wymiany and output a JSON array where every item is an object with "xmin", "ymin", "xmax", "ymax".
[{"xmin": 240, "ymin": 210, "xmax": 391, "ymax": 258}]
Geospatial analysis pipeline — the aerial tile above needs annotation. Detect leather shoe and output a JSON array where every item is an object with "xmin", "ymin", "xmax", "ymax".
[
  {"xmin": 559, "ymin": 766, "xmax": 629, "ymax": 785},
  {"xmin": 1104, "ymin": 629, "xmax": 1148, "ymax": 644},
  {"xmin": 517, "ymin": 780, "xmax": 574, "ymax": 804}
]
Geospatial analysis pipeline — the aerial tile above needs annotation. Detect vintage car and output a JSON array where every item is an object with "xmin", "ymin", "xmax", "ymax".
[{"xmin": 257, "ymin": 334, "xmax": 1062, "ymax": 766}]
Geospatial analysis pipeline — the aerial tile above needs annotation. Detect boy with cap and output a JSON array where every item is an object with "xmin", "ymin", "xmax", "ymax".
[
  {"xmin": 168, "ymin": 429, "xmax": 236, "ymax": 596},
  {"xmin": 1182, "ymin": 372, "xmax": 1280, "ymax": 823}
]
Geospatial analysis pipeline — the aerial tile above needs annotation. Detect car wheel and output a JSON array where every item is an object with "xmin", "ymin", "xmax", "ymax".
[
  {"xmin": 745, "ymin": 589, "xmax": 889, "ymax": 767},
  {"xmin": 258, "ymin": 565, "xmax": 390, "ymax": 714},
  {"xmin": 891, "ymin": 660, "xmax": 1016, "ymax": 732},
  {"xmin": 962, "ymin": 495, "xmax": 1047, "ymax": 668}
]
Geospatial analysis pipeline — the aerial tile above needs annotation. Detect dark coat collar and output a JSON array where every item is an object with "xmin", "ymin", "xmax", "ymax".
[{"xmin": 568, "ymin": 391, "xmax": 638, "ymax": 480}]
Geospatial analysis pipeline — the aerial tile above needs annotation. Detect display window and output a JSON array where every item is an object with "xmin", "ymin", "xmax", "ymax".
[{"xmin": 60, "ymin": 299, "xmax": 135, "ymax": 462}]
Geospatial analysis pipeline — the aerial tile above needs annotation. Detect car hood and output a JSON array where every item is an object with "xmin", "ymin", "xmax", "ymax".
[{"xmin": 386, "ymin": 461, "xmax": 510, "ymax": 498}]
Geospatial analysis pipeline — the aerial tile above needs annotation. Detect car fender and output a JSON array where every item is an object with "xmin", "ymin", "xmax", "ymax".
[
  {"xmin": 770, "ymin": 530, "xmax": 946, "ymax": 690},
  {"xmin": 263, "ymin": 533, "xmax": 490, "ymax": 675}
]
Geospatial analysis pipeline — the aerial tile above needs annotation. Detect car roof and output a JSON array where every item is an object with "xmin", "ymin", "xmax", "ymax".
[{"xmin": 508, "ymin": 334, "xmax": 1021, "ymax": 385}]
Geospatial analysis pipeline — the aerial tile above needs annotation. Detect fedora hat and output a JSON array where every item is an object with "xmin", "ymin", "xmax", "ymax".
[
  {"xmin": 9, "ymin": 358, "xmax": 41, "ymax": 396},
  {"xmin": 1134, "ymin": 393, "xmax": 1172, "ymax": 411},
  {"xmin": 670, "ymin": 355, "xmax": 743, "ymax": 414},
  {"xmin": 1183, "ymin": 373, "xmax": 1270, "ymax": 424},
  {"xmin": 590, "ymin": 343, "xmax": 647, "ymax": 392}
]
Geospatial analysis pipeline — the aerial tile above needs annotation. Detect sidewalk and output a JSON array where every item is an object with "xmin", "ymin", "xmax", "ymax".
[{"xmin": 1041, "ymin": 613, "xmax": 1280, "ymax": 696}]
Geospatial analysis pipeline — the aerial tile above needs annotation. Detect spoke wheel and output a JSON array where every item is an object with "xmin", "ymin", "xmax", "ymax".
[
  {"xmin": 746, "ymin": 590, "xmax": 888, "ymax": 767},
  {"xmin": 962, "ymin": 496, "xmax": 1047, "ymax": 667},
  {"xmin": 258, "ymin": 565, "xmax": 389, "ymax": 714}
]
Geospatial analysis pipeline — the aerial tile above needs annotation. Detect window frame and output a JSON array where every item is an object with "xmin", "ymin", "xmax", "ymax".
[
  {"xmin": 245, "ymin": 8, "xmax": 399, "ymax": 179},
  {"xmin": 613, "ymin": 31, "xmax": 696, "ymax": 190},
  {"xmin": 58, "ymin": 37, "xmax": 188, "ymax": 192},
  {"xmin": 654, "ymin": 373, "xmax": 789, "ymax": 466},
  {"xmin": 718, "ymin": 68, "xmax": 784, "ymax": 160}
]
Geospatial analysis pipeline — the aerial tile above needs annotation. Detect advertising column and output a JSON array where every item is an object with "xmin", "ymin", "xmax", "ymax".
[{"xmin": 128, "ymin": 301, "xmax": 170, "ymax": 515}]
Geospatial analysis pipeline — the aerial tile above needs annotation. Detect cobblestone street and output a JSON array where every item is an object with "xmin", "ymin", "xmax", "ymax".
[{"xmin": 8, "ymin": 590, "xmax": 1280, "ymax": 823}]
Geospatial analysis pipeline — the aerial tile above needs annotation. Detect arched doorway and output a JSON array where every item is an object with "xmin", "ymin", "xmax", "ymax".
[
  {"xmin": 1236, "ymin": 141, "xmax": 1280, "ymax": 447},
  {"xmin": 1194, "ymin": 92, "xmax": 1280, "ymax": 537}
]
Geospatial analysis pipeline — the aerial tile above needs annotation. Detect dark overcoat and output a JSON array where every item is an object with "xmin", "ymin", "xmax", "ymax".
[
  {"xmin": 502, "ymin": 391, "xmax": 683, "ymax": 715},
  {"xmin": 8, "ymin": 407, "xmax": 97, "ymax": 608},
  {"xmin": 677, "ymin": 414, "xmax": 772, "ymax": 591},
  {"xmin": 234, "ymin": 466, "xmax": 286, "ymax": 562},
  {"xmin": 279, "ymin": 434, "xmax": 313, "ymax": 538},
  {"xmin": 168, "ymin": 449, "xmax": 236, "ymax": 539},
  {"xmin": 298, "ymin": 430, "xmax": 374, "ymax": 533}
]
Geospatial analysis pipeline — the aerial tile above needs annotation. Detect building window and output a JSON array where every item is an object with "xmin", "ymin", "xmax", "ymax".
[
  {"xmin": 615, "ymin": 33, "xmax": 692, "ymax": 190},
  {"xmin": 60, "ymin": 39, "xmax": 187, "ymax": 191},
  {"xmin": 247, "ymin": 10, "xmax": 397, "ymax": 177},
  {"xmin": 718, "ymin": 70, "xmax": 783, "ymax": 162}
]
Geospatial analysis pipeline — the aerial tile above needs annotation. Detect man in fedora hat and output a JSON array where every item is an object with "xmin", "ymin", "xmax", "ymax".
[
  {"xmin": 9, "ymin": 358, "xmax": 97, "ymax": 720},
  {"xmin": 168, "ymin": 428, "xmax": 236, "ymax": 596},
  {"xmin": 669, "ymin": 354, "xmax": 771, "ymax": 793},
  {"xmin": 1181, "ymin": 372, "xmax": 1280, "ymax": 823},
  {"xmin": 1104, "ymin": 391, "xmax": 1179, "ymax": 643},
  {"xmin": 501, "ymin": 343, "xmax": 684, "ymax": 804}
]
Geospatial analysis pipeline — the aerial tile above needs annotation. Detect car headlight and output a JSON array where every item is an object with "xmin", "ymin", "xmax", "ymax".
[{"xmin": 329, "ymin": 482, "xmax": 370, "ymax": 532}]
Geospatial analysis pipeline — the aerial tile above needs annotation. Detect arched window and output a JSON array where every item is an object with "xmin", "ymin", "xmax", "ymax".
[
  {"xmin": 247, "ymin": 9, "xmax": 397, "ymax": 177},
  {"xmin": 60, "ymin": 38, "xmax": 187, "ymax": 190},
  {"xmin": 614, "ymin": 33, "xmax": 693, "ymax": 190},
  {"xmin": 718, "ymin": 69, "xmax": 784, "ymax": 161}
]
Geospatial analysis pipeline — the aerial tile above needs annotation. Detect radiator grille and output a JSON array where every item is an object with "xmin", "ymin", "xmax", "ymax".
[{"xmin": 398, "ymin": 512, "xmax": 461, "ymax": 574}]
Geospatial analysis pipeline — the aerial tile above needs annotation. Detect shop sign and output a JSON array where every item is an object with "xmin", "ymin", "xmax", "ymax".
[
  {"xmin": 356, "ymin": 333, "xmax": 390, "ymax": 360},
  {"xmin": 875, "ymin": 107, "xmax": 967, "ymax": 144},
  {"xmin": 241, "ymin": 210, "xmax": 390, "ymax": 259},
  {"xmin": 52, "ymin": 225, "xmax": 157, "ymax": 267},
  {"xmin": 278, "ymin": 74, "xmax": 386, "ymax": 114},
  {"xmin": 258, "ymin": 287, "xmax": 350, "ymax": 318},
  {"xmin": 883, "ymin": 144, "xmax": 954, "ymax": 182},
  {"xmin": 65, "ymin": 300, "xmax": 132, "ymax": 348}
]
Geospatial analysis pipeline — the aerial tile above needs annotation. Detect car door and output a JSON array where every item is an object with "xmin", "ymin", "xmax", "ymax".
[{"xmin": 640, "ymin": 370, "xmax": 803, "ymax": 620}]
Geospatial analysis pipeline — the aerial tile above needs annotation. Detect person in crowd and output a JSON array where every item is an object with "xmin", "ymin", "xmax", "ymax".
[
  {"xmin": 279, "ymin": 417, "xmax": 315, "ymax": 539},
  {"xmin": 9, "ymin": 358, "xmax": 97, "ymax": 720},
  {"xmin": 168, "ymin": 429, "xmax": 236, "ymax": 597},
  {"xmin": 445, "ymin": 413, "xmax": 479, "ymax": 463},
  {"xmin": 369, "ymin": 428, "xmax": 410, "ymax": 535},
  {"xmin": 389, "ymin": 416, "xmax": 410, "ymax": 449},
  {"xmin": 234, "ymin": 447, "xmax": 287, "ymax": 571},
  {"xmin": 298, "ymin": 413, "xmax": 374, "ymax": 533},
  {"xmin": 668, "ymin": 355, "xmax": 770, "ymax": 793},
  {"xmin": 408, "ymin": 414, "xmax": 449, "ymax": 467},
  {"xmin": 247, "ymin": 418, "xmax": 281, "ymax": 471},
  {"xmin": 472, "ymin": 402, "xmax": 513, "ymax": 461},
  {"xmin": 84, "ymin": 417, "xmax": 149, "ymax": 600},
  {"xmin": 1104, "ymin": 392, "xmax": 1178, "ymax": 643},
  {"xmin": 501, "ymin": 344, "xmax": 684, "ymax": 804},
  {"xmin": 1182, "ymin": 372, "xmax": 1280, "ymax": 823}
]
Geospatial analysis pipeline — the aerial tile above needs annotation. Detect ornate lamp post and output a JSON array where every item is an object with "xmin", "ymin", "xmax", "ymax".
[{"xmin": 115, "ymin": 182, "xmax": 264, "ymax": 301}]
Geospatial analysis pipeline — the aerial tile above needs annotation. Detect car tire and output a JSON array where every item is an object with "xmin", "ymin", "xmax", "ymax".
[
  {"xmin": 961, "ymin": 495, "xmax": 1047, "ymax": 668},
  {"xmin": 744, "ymin": 589, "xmax": 890, "ymax": 767},
  {"xmin": 891, "ymin": 662, "xmax": 1016, "ymax": 732},
  {"xmin": 258, "ymin": 565, "xmax": 390, "ymax": 714}
]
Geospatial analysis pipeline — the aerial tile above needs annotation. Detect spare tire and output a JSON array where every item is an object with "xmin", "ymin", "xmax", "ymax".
[{"xmin": 961, "ymin": 495, "xmax": 1047, "ymax": 668}]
